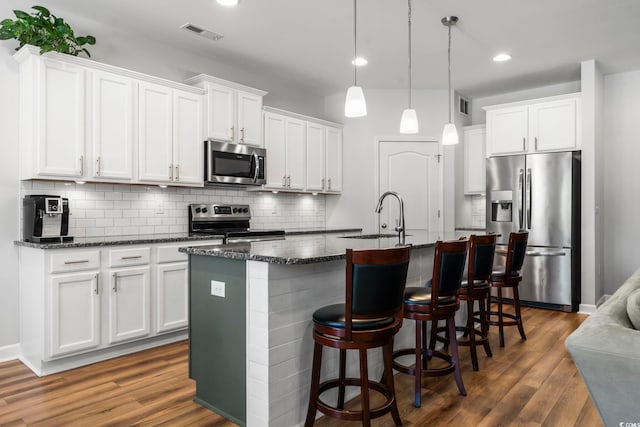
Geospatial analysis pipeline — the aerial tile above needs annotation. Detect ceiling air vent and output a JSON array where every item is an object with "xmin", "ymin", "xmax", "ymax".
[
  {"xmin": 458, "ymin": 95, "xmax": 470, "ymax": 116},
  {"xmin": 180, "ymin": 23, "xmax": 224, "ymax": 41}
]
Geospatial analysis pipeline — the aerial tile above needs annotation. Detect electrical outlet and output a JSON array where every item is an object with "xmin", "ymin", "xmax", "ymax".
[
  {"xmin": 210, "ymin": 280, "xmax": 225, "ymax": 298},
  {"xmin": 155, "ymin": 201, "xmax": 164, "ymax": 214}
]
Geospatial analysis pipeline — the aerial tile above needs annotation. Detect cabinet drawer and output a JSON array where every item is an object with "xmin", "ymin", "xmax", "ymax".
[
  {"xmin": 50, "ymin": 250, "xmax": 100, "ymax": 273},
  {"xmin": 108, "ymin": 247, "xmax": 150, "ymax": 267},
  {"xmin": 157, "ymin": 241, "xmax": 222, "ymax": 263}
]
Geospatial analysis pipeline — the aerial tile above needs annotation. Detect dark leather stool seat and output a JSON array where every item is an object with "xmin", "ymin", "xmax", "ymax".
[
  {"xmin": 488, "ymin": 231, "xmax": 529, "ymax": 347},
  {"xmin": 391, "ymin": 239, "xmax": 468, "ymax": 408},
  {"xmin": 305, "ymin": 246, "xmax": 411, "ymax": 427}
]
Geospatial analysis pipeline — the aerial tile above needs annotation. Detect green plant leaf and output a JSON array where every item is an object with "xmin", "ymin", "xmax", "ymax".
[
  {"xmin": 13, "ymin": 10, "xmax": 31, "ymax": 20},
  {"xmin": 31, "ymin": 6, "xmax": 50, "ymax": 17},
  {"xmin": 86, "ymin": 35, "xmax": 96, "ymax": 45}
]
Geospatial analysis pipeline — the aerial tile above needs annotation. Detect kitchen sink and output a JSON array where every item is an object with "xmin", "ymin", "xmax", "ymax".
[{"xmin": 340, "ymin": 233, "xmax": 411, "ymax": 239}]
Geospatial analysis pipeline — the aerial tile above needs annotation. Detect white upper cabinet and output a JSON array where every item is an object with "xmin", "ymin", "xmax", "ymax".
[
  {"xmin": 305, "ymin": 122, "xmax": 325, "ymax": 192},
  {"xmin": 15, "ymin": 45, "xmax": 205, "ymax": 187},
  {"xmin": 325, "ymin": 126, "xmax": 343, "ymax": 193},
  {"xmin": 264, "ymin": 112, "xmax": 305, "ymax": 190},
  {"xmin": 485, "ymin": 93, "xmax": 581, "ymax": 157},
  {"xmin": 463, "ymin": 125, "xmax": 486, "ymax": 195},
  {"xmin": 184, "ymin": 75, "xmax": 267, "ymax": 147},
  {"xmin": 91, "ymin": 71, "xmax": 134, "ymax": 180}
]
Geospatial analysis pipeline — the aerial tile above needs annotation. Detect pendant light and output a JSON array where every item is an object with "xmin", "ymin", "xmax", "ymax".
[
  {"xmin": 399, "ymin": 0, "xmax": 418, "ymax": 133},
  {"xmin": 344, "ymin": 0, "xmax": 367, "ymax": 117},
  {"xmin": 441, "ymin": 16, "xmax": 459, "ymax": 145}
]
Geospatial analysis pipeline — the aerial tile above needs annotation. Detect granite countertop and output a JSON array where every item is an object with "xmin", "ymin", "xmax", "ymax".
[
  {"xmin": 180, "ymin": 229, "xmax": 487, "ymax": 265},
  {"xmin": 13, "ymin": 228, "xmax": 363, "ymax": 249}
]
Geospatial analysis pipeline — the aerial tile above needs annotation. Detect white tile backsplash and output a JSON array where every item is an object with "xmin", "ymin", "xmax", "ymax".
[
  {"xmin": 20, "ymin": 181, "xmax": 326, "ymax": 238},
  {"xmin": 471, "ymin": 195, "xmax": 487, "ymax": 228}
]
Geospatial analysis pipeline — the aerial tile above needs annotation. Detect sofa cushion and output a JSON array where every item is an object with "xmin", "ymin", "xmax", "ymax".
[{"xmin": 627, "ymin": 289, "xmax": 640, "ymax": 330}]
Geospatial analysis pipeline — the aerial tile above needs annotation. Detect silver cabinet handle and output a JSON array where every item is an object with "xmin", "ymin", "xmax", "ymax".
[
  {"xmin": 64, "ymin": 259, "xmax": 89, "ymax": 265},
  {"xmin": 282, "ymin": 175, "xmax": 286, "ymax": 187},
  {"xmin": 95, "ymin": 157, "xmax": 101, "ymax": 176},
  {"xmin": 526, "ymin": 250, "xmax": 566, "ymax": 257},
  {"xmin": 321, "ymin": 178, "xmax": 325, "ymax": 190},
  {"xmin": 522, "ymin": 137, "xmax": 526, "ymax": 151},
  {"xmin": 79, "ymin": 155, "xmax": 84, "ymax": 176},
  {"xmin": 230, "ymin": 125, "xmax": 235, "ymax": 141},
  {"xmin": 241, "ymin": 128, "xmax": 245, "ymax": 143},
  {"xmin": 121, "ymin": 255, "xmax": 142, "ymax": 260},
  {"xmin": 381, "ymin": 223, "xmax": 387, "ymax": 229},
  {"xmin": 112, "ymin": 272, "xmax": 118, "ymax": 292},
  {"xmin": 169, "ymin": 164, "xmax": 173, "ymax": 181},
  {"xmin": 287, "ymin": 175, "xmax": 291, "ymax": 187},
  {"xmin": 94, "ymin": 273, "xmax": 99, "ymax": 295},
  {"xmin": 534, "ymin": 137, "xmax": 538, "ymax": 151},
  {"xmin": 328, "ymin": 178, "xmax": 332, "ymax": 190},
  {"xmin": 175, "ymin": 165, "xmax": 180, "ymax": 181}
]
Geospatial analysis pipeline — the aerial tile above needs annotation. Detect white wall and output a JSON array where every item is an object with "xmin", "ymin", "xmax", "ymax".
[
  {"xmin": 323, "ymin": 89, "xmax": 455, "ymax": 233},
  {"xmin": 603, "ymin": 69, "xmax": 640, "ymax": 294}
]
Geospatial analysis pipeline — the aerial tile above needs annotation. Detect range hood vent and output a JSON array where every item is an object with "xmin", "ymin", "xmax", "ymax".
[{"xmin": 180, "ymin": 23, "xmax": 224, "ymax": 41}]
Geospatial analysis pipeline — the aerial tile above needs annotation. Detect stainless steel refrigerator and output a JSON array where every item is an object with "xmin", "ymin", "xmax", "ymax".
[{"xmin": 486, "ymin": 151, "xmax": 580, "ymax": 311}]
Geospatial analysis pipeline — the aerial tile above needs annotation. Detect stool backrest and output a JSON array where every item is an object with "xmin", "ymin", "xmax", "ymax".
[
  {"xmin": 468, "ymin": 234, "xmax": 497, "ymax": 289},
  {"xmin": 431, "ymin": 239, "xmax": 468, "ymax": 307},
  {"xmin": 504, "ymin": 231, "xmax": 528, "ymax": 277},
  {"xmin": 345, "ymin": 246, "xmax": 411, "ymax": 337}
]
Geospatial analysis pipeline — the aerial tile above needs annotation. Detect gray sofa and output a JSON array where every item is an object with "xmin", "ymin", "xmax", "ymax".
[{"xmin": 565, "ymin": 270, "xmax": 640, "ymax": 427}]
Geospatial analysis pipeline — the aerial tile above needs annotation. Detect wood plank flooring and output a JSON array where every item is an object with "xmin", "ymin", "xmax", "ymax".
[{"xmin": 0, "ymin": 307, "xmax": 601, "ymax": 426}]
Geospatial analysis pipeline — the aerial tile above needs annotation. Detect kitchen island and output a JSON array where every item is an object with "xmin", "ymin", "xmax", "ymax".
[{"xmin": 181, "ymin": 230, "xmax": 477, "ymax": 427}]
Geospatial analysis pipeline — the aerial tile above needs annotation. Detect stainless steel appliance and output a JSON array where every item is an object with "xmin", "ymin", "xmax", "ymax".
[
  {"xmin": 486, "ymin": 152, "xmax": 580, "ymax": 311},
  {"xmin": 188, "ymin": 204, "xmax": 284, "ymax": 243},
  {"xmin": 205, "ymin": 139, "xmax": 266, "ymax": 186},
  {"xmin": 23, "ymin": 195, "xmax": 73, "ymax": 243}
]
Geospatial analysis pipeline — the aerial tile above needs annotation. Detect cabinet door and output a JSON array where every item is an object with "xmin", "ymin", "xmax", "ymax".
[
  {"xmin": 325, "ymin": 126, "xmax": 343, "ymax": 192},
  {"xmin": 173, "ymin": 90, "xmax": 204, "ymax": 185},
  {"xmin": 486, "ymin": 105, "xmax": 528, "ymax": 156},
  {"xmin": 156, "ymin": 262, "xmax": 189, "ymax": 333},
  {"xmin": 91, "ymin": 71, "xmax": 134, "ymax": 180},
  {"xmin": 138, "ymin": 82, "xmax": 173, "ymax": 183},
  {"xmin": 237, "ymin": 91, "xmax": 263, "ymax": 146},
  {"xmin": 37, "ymin": 59, "xmax": 85, "ymax": 177},
  {"xmin": 529, "ymin": 98, "xmax": 578, "ymax": 152},
  {"xmin": 49, "ymin": 272, "xmax": 100, "ymax": 358},
  {"xmin": 206, "ymin": 83, "xmax": 235, "ymax": 142},
  {"xmin": 306, "ymin": 123, "xmax": 325, "ymax": 191},
  {"xmin": 264, "ymin": 112, "xmax": 287, "ymax": 188},
  {"xmin": 464, "ymin": 127, "xmax": 486, "ymax": 195},
  {"xmin": 285, "ymin": 117, "xmax": 306, "ymax": 190},
  {"xmin": 108, "ymin": 267, "xmax": 150, "ymax": 344}
]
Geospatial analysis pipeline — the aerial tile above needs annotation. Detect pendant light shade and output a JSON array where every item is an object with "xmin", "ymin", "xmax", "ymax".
[
  {"xmin": 345, "ymin": 86, "xmax": 367, "ymax": 117},
  {"xmin": 400, "ymin": 0, "xmax": 418, "ymax": 134},
  {"xmin": 344, "ymin": 0, "xmax": 367, "ymax": 118},
  {"xmin": 400, "ymin": 108, "xmax": 419, "ymax": 134},
  {"xmin": 441, "ymin": 16, "xmax": 459, "ymax": 145}
]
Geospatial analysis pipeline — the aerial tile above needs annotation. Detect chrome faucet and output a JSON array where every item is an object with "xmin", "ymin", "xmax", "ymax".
[{"xmin": 375, "ymin": 191, "xmax": 406, "ymax": 244}]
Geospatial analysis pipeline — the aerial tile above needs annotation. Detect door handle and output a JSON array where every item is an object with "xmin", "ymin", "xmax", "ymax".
[
  {"xmin": 95, "ymin": 157, "xmax": 101, "ymax": 176},
  {"xmin": 169, "ymin": 164, "xmax": 173, "ymax": 181},
  {"xmin": 522, "ymin": 137, "xmax": 526, "ymax": 151},
  {"xmin": 525, "ymin": 250, "xmax": 566, "ymax": 257},
  {"xmin": 175, "ymin": 165, "xmax": 180, "ymax": 181},
  {"xmin": 112, "ymin": 272, "xmax": 118, "ymax": 292},
  {"xmin": 230, "ymin": 125, "xmax": 235, "ymax": 141},
  {"xmin": 79, "ymin": 155, "xmax": 84, "ymax": 176},
  {"xmin": 252, "ymin": 152, "xmax": 259, "ymax": 183},
  {"xmin": 526, "ymin": 168, "xmax": 532, "ymax": 229},
  {"xmin": 94, "ymin": 273, "xmax": 99, "ymax": 295},
  {"xmin": 241, "ymin": 128, "xmax": 245, "ymax": 143},
  {"xmin": 328, "ymin": 178, "xmax": 332, "ymax": 190},
  {"xmin": 518, "ymin": 169, "xmax": 524, "ymax": 230}
]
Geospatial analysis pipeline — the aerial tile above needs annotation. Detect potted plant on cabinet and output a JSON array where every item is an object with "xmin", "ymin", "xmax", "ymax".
[{"xmin": 0, "ymin": 5, "xmax": 96, "ymax": 57}]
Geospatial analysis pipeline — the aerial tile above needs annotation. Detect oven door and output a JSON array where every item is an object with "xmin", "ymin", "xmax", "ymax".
[{"xmin": 206, "ymin": 140, "xmax": 266, "ymax": 185}]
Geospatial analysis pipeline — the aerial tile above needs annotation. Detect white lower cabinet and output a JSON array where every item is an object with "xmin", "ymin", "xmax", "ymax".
[
  {"xmin": 156, "ymin": 262, "xmax": 189, "ymax": 333},
  {"xmin": 49, "ymin": 272, "xmax": 100, "ymax": 358},
  {"xmin": 107, "ymin": 267, "xmax": 151, "ymax": 344}
]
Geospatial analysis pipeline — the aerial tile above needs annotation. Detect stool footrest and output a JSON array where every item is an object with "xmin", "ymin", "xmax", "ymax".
[
  {"xmin": 392, "ymin": 347, "xmax": 456, "ymax": 377},
  {"xmin": 315, "ymin": 377, "xmax": 394, "ymax": 422}
]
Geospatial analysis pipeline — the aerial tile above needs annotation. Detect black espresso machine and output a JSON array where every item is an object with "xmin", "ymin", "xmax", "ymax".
[{"xmin": 23, "ymin": 195, "xmax": 73, "ymax": 243}]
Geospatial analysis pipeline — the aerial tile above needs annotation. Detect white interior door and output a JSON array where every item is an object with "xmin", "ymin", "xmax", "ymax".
[{"xmin": 378, "ymin": 140, "xmax": 442, "ymax": 233}]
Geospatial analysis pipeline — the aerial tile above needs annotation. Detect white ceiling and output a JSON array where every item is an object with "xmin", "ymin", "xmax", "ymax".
[{"xmin": 40, "ymin": 0, "xmax": 640, "ymax": 98}]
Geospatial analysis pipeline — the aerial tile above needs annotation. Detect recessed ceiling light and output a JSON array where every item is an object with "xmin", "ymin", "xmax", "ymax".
[
  {"xmin": 493, "ymin": 53, "xmax": 512, "ymax": 62},
  {"xmin": 217, "ymin": 0, "xmax": 239, "ymax": 6},
  {"xmin": 352, "ymin": 57, "xmax": 368, "ymax": 67}
]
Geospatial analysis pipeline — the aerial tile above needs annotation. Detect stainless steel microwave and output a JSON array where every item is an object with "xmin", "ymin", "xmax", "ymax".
[{"xmin": 205, "ymin": 139, "xmax": 266, "ymax": 186}]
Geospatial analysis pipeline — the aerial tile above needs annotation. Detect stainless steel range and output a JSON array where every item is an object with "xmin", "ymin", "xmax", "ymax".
[{"xmin": 188, "ymin": 204, "xmax": 285, "ymax": 243}]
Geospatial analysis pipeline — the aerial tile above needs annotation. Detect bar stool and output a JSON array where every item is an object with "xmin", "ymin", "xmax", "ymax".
[
  {"xmin": 304, "ymin": 246, "xmax": 411, "ymax": 427},
  {"xmin": 488, "ymin": 231, "xmax": 529, "ymax": 347},
  {"xmin": 391, "ymin": 239, "xmax": 468, "ymax": 408}
]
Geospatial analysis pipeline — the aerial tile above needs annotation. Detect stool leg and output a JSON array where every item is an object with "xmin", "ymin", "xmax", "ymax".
[
  {"xmin": 479, "ymin": 294, "xmax": 492, "ymax": 357},
  {"xmin": 422, "ymin": 320, "xmax": 429, "ymax": 367},
  {"xmin": 359, "ymin": 349, "xmax": 371, "ymax": 427},
  {"xmin": 305, "ymin": 341, "xmax": 323, "ymax": 427},
  {"xmin": 447, "ymin": 317, "xmax": 467, "ymax": 396},
  {"xmin": 513, "ymin": 285, "xmax": 527, "ymax": 341},
  {"xmin": 382, "ymin": 341, "xmax": 402, "ymax": 426},
  {"xmin": 428, "ymin": 319, "xmax": 436, "ymax": 353},
  {"xmin": 467, "ymin": 298, "xmax": 479, "ymax": 371},
  {"xmin": 414, "ymin": 319, "xmax": 423, "ymax": 408},
  {"xmin": 497, "ymin": 287, "xmax": 505, "ymax": 347},
  {"xmin": 337, "ymin": 349, "xmax": 346, "ymax": 409}
]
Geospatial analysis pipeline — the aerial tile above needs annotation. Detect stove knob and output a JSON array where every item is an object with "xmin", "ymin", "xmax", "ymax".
[
  {"xmin": 233, "ymin": 208, "xmax": 238, "ymax": 213},
  {"xmin": 201, "ymin": 207, "xmax": 208, "ymax": 214},
  {"xmin": 243, "ymin": 208, "xmax": 249, "ymax": 213},
  {"xmin": 195, "ymin": 207, "xmax": 201, "ymax": 213}
]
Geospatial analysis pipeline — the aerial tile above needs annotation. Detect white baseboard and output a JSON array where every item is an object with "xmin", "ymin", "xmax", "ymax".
[
  {"xmin": 0, "ymin": 343, "xmax": 20, "ymax": 363},
  {"xmin": 578, "ymin": 304, "xmax": 597, "ymax": 314}
]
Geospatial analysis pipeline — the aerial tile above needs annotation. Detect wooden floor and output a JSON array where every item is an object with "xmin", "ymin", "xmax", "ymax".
[{"xmin": 0, "ymin": 307, "xmax": 601, "ymax": 426}]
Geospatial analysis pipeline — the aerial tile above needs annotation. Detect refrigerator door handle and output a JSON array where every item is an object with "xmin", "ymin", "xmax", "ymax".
[
  {"xmin": 518, "ymin": 169, "xmax": 524, "ymax": 230},
  {"xmin": 526, "ymin": 168, "xmax": 532, "ymax": 229},
  {"xmin": 525, "ymin": 250, "xmax": 566, "ymax": 257}
]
